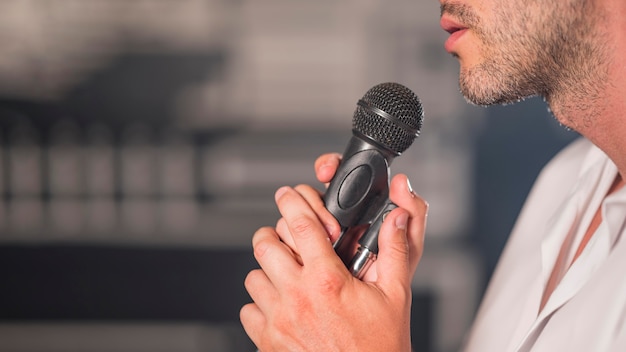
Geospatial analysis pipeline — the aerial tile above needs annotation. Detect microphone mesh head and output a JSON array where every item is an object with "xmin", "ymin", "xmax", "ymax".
[{"xmin": 353, "ymin": 82, "xmax": 423, "ymax": 154}]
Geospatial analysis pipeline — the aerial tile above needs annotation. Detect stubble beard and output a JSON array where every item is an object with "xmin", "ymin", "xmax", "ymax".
[{"xmin": 454, "ymin": 1, "xmax": 610, "ymax": 131}]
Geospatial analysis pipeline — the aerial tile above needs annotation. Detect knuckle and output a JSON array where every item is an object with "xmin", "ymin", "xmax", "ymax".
[
  {"xmin": 244, "ymin": 269, "xmax": 262, "ymax": 290},
  {"xmin": 266, "ymin": 321, "xmax": 291, "ymax": 349},
  {"xmin": 386, "ymin": 281, "xmax": 411, "ymax": 307},
  {"xmin": 294, "ymin": 185, "xmax": 325, "ymax": 207},
  {"xmin": 404, "ymin": 198, "xmax": 428, "ymax": 226},
  {"xmin": 314, "ymin": 267, "xmax": 346, "ymax": 295},
  {"xmin": 293, "ymin": 183, "xmax": 311, "ymax": 193},
  {"xmin": 263, "ymin": 306, "xmax": 299, "ymax": 349},
  {"xmin": 239, "ymin": 302, "xmax": 254, "ymax": 322},
  {"xmin": 388, "ymin": 238, "xmax": 410, "ymax": 263},
  {"xmin": 389, "ymin": 285, "xmax": 413, "ymax": 315},
  {"xmin": 270, "ymin": 308, "xmax": 291, "ymax": 331},
  {"xmin": 274, "ymin": 188, "xmax": 292, "ymax": 207},
  {"xmin": 252, "ymin": 226, "xmax": 273, "ymax": 243},
  {"xmin": 289, "ymin": 215, "xmax": 317, "ymax": 237},
  {"xmin": 253, "ymin": 235, "xmax": 273, "ymax": 260},
  {"xmin": 398, "ymin": 285, "xmax": 412, "ymax": 305}
]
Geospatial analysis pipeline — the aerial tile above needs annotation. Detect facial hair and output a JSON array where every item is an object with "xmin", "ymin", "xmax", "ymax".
[{"xmin": 442, "ymin": 1, "xmax": 610, "ymax": 128}]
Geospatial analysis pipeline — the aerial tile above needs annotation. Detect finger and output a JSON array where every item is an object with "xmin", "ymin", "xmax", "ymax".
[
  {"xmin": 244, "ymin": 269, "xmax": 279, "ymax": 315},
  {"xmin": 240, "ymin": 302, "xmax": 265, "ymax": 349},
  {"xmin": 314, "ymin": 153, "xmax": 342, "ymax": 184},
  {"xmin": 274, "ymin": 186, "xmax": 342, "ymax": 269},
  {"xmin": 293, "ymin": 184, "xmax": 342, "ymax": 243},
  {"xmin": 275, "ymin": 218, "xmax": 304, "ymax": 266},
  {"xmin": 389, "ymin": 174, "xmax": 429, "ymax": 276},
  {"xmin": 374, "ymin": 207, "xmax": 412, "ymax": 298},
  {"xmin": 275, "ymin": 217, "xmax": 295, "ymax": 248},
  {"xmin": 252, "ymin": 226, "xmax": 301, "ymax": 287}
]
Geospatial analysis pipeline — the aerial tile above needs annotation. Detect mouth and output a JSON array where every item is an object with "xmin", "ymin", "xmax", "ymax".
[
  {"xmin": 440, "ymin": 16, "xmax": 468, "ymax": 53},
  {"xmin": 440, "ymin": 16, "xmax": 468, "ymax": 35}
]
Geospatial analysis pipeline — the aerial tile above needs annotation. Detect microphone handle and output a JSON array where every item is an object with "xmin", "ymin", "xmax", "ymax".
[
  {"xmin": 323, "ymin": 135, "xmax": 395, "ymax": 229},
  {"xmin": 347, "ymin": 200, "xmax": 397, "ymax": 278}
]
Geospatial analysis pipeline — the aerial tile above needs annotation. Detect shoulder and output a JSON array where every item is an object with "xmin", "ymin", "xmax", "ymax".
[{"xmin": 463, "ymin": 138, "xmax": 593, "ymax": 351}]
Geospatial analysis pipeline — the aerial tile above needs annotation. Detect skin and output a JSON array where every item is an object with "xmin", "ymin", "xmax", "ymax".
[
  {"xmin": 442, "ymin": 0, "xmax": 626, "ymax": 176},
  {"xmin": 241, "ymin": 0, "xmax": 626, "ymax": 350},
  {"xmin": 241, "ymin": 161, "xmax": 428, "ymax": 351}
]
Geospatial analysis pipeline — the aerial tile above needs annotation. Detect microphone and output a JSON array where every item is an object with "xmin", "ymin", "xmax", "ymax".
[{"xmin": 324, "ymin": 82, "xmax": 423, "ymax": 278}]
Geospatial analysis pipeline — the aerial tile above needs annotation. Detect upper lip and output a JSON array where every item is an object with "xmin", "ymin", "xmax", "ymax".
[{"xmin": 440, "ymin": 16, "xmax": 467, "ymax": 34}]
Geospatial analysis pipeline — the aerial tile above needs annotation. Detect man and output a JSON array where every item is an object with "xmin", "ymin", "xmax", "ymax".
[{"xmin": 240, "ymin": 0, "xmax": 626, "ymax": 350}]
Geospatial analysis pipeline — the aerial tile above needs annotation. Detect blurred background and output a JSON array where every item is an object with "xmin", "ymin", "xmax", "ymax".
[{"xmin": 0, "ymin": 1, "xmax": 578, "ymax": 351}]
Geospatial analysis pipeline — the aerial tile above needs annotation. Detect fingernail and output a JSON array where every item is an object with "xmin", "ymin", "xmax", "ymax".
[
  {"xmin": 406, "ymin": 177, "xmax": 416, "ymax": 197},
  {"xmin": 396, "ymin": 212, "xmax": 409, "ymax": 230}
]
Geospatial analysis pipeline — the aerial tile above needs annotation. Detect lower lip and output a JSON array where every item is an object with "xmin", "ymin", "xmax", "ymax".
[{"xmin": 444, "ymin": 28, "xmax": 468, "ymax": 53}]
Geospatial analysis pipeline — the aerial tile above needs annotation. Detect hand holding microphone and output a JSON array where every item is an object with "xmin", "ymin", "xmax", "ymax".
[
  {"xmin": 323, "ymin": 82, "xmax": 424, "ymax": 278},
  {"xmin": 241, "ymin": 82, "xmax": 428, "ymax": 351}
]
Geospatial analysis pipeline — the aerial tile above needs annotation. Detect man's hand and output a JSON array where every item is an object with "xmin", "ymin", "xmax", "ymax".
[{"xmin": 240, "ymin": 153, "xmax": 428, "ymax": 351}]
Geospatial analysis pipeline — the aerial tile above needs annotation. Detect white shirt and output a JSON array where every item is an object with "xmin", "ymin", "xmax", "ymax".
[{"xmin": 463, "ymin": 138, "xmax": 626, "ymax": 352}]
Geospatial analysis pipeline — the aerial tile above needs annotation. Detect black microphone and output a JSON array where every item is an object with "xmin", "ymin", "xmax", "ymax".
[{"xmin": 324, "ymin": 82, "xmax": 423, "ymax": 278}]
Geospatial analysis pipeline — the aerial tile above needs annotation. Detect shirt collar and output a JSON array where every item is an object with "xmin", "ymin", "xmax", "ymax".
[{"xmin": 580, "ymin": 143, "xmax": 625, "ymax": 248}]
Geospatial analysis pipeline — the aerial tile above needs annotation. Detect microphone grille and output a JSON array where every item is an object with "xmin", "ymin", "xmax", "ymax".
[{"xmin": 353, "ymin": 82, "xmax": 423, "ymax": 154}]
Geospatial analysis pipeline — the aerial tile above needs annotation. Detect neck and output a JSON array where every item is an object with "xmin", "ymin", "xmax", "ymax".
[{"xmin": 547, "ymin": 2, "xmax": 626, "ymax": 179}]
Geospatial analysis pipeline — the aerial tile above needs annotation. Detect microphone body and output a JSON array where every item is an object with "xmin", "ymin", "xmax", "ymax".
[
  {"xmin": 324, "ymin": 133, "xmax": 395, "ymax": 237},
  {"xmin": 323, "ymin": 82, "xmax": 423, "ymax": 278}
]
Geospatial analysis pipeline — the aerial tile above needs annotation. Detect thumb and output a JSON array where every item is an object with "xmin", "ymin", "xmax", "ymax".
[{"xmin": 375, "ymin": 208, "xmax": 412, "ymax": 291}]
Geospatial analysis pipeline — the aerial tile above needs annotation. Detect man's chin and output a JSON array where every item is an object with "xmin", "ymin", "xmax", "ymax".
[
  {"xmin": 458, "ymin": 85, "xmax": 503, "ymax": 107},
  {"xmin": 459, "ymin": 76, "xmax": 537, "ymax": 107}
]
